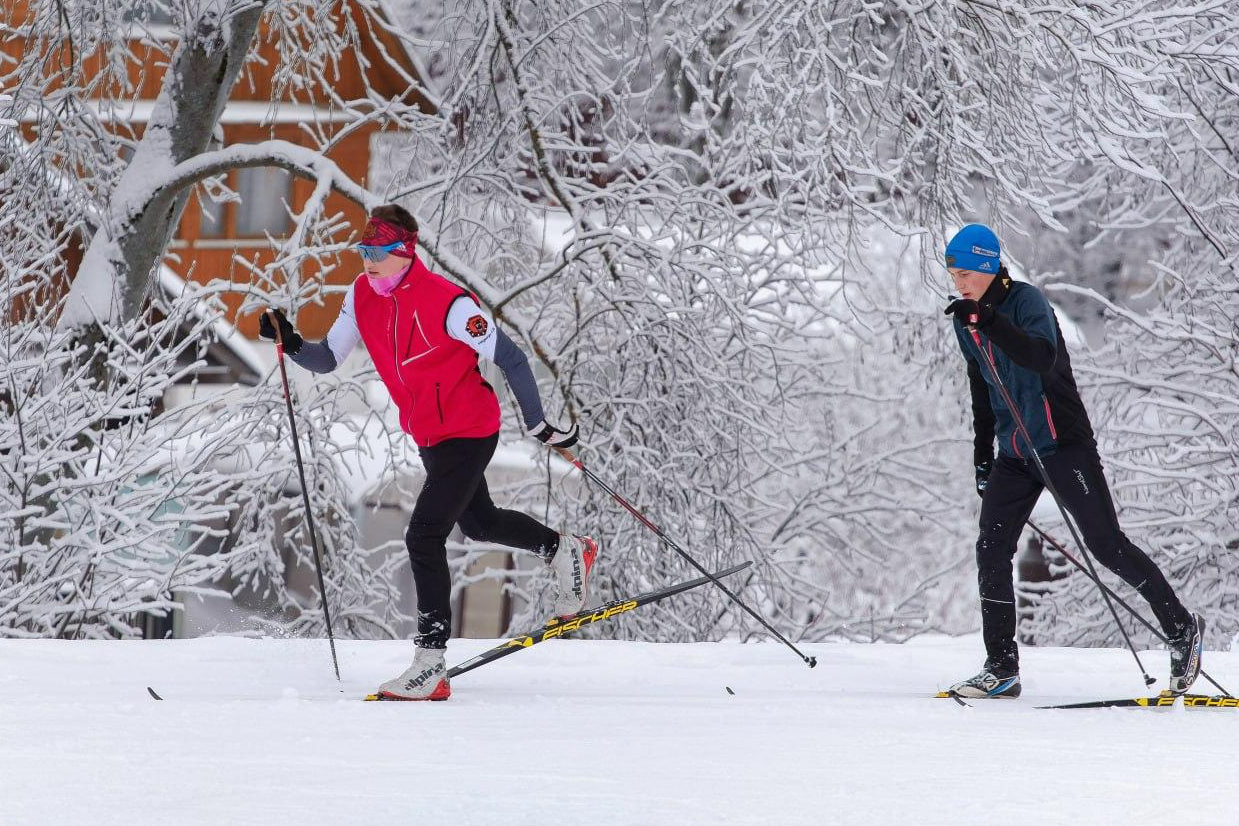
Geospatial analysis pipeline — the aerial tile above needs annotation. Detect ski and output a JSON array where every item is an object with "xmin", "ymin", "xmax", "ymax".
[
  {"xmin": 1039, "ymin": 696, "xmax": 1171, "ymax": 710},
  {"xmin": 364, "ymin": 560, "xmax": 754, "ymax": 701},
  {"xmin": 932, "ymin": 691, "xmax": 971, "ymax": 707},
  {"xmin": 1180, "ymin": 694, "xmax": 1239, "ymax": 708},
  {"xmin": 935, "ymin": 690, "xmax": 1239, "ymax": 709},
  {"xmin": 1039, "ymin": 693, "xmax": 1239, "ymax": 710}
]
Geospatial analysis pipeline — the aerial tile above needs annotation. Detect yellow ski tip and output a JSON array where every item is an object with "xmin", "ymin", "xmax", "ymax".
[
  {"xmin": 363, "ymin": 693, "xmax": 381, "ymax": 702},
  {"xmin": 934, "ymin": 691, "xmax": 954, "ymax": 699}
]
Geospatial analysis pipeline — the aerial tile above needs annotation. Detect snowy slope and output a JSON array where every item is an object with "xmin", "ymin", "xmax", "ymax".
[{"xmin": 1, "ymin": 636, "xmax": 1235, "ymax": 826}]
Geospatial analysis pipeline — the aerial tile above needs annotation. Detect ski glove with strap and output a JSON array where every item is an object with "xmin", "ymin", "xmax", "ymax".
[
  {"xmin": 944, "ymin": 298, "xmax": 995, "ymax": 329},
  {"xmin": 528, "ymin": 420, "xmax": 579, "ymax": 448},
  {"xmin": 259, "ymin": 308, "xmax": 303, "ymax": 355}
]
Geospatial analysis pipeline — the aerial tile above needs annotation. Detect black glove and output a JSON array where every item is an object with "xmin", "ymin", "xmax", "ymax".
[
  {"xmin": 258, "ymin": 308, "xmax": 303, "ymax": 355},
  {"xmin": 528, "ymin": 419, "xmax": 579, "ymax": 449},
  {"xmin": 975, "ymin": 459, "xmax": 993, "ymax": 499},
  {"xmin": 944, "ymin": 298, "xmax": 995, "ymax": 329}
]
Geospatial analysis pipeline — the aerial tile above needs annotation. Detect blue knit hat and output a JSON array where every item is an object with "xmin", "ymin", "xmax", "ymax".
[{"xmin": 945, "ymin": 224, "xmax": 1001, "ymax": 274}]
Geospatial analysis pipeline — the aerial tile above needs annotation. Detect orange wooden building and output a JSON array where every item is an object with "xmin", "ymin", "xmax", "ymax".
[{"xmin": 6, "ymin": 0, "xmax": 430, "ymax": 339}]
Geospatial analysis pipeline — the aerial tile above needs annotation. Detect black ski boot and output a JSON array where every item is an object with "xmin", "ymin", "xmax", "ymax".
[
  {"xmin": 1168, "ymin": 613, "xmax": 1205, "ymax": 695},
  {"xmin": 948, "ymin": 663, "xmax": 1021, "ymax": 699}
]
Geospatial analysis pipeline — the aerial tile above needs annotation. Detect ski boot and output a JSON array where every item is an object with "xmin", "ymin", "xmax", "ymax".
[
  {"xmin": 1168, "ymin": 613, "xmax": 1205, "ymax": 695},
  {"xmin": 948, "ymin": 664, "xmax": 1021, "ymax": 699},
  {"xmin": 549, "ymin": 534, "xmax": 599, "ymax": 617},
  {"xmin": 377, "ymin": 647, "xmax": 451, "ymax": 701}
]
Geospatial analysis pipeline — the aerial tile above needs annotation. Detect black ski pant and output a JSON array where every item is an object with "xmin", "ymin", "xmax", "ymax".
[
  {"xmin": 407, "ymin": 432, "xmax": 558, "ymax": 649},
  {"xmin": 976, "ymin": 443, "xmax": 1191, "ymax": 673}
]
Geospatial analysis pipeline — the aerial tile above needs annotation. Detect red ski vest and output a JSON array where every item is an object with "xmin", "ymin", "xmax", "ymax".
[{"xmin": 353, "ymin": 258, "xmax": 500, "ymax": 447}]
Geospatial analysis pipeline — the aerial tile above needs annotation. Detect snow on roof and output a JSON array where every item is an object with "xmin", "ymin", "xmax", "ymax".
[
  {"xmin": 0, "ymin": 92, "xmax": 15, "ymax": 128},
  {"xmin": 157, "ymin": 265, "xmax": 267, "ymax": 379},
  {"xmin": 72, "ymin": 100, "xmax": 356, "ymax": 126},
  {"xmin": 153, "ymin": 392, "xmax": 571, "ymax": 510},
  {"xmin": 332, "ymin": 412, "xmax": 571, "ymax": 501}
]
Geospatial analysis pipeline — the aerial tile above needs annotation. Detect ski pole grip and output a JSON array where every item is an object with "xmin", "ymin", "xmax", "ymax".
[{"xmin": 554, "ymin": 446, "xmax": 578, "ymax": 464}]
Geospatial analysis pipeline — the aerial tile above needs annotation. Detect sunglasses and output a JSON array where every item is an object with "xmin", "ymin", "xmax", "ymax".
[{"xmin": 355, "ymin": 241, "xmax": 405, "ymax": 263}]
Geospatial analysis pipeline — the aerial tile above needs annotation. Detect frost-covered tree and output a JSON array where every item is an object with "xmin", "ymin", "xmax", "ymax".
[
  {"xmin": 369, "ymin": 2, "xmax": 1239, "ymax": 645},
  {"xmin": 1022, "ymin": 266, "xmax": 1239, "ymax": 651},
  {"xmin": 4, "ymin": 0, "xmax": 1238, "ymax": 646},
  {"xmin": 1008, "ymin": 10, "xmax": 1239, "ymax": 651},
  {"xmin": 0, "ymin": 0, "xmax": 433, "ymax": 637}
]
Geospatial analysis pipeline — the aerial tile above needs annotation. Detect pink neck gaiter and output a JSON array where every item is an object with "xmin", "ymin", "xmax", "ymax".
[{"xmin": 367, "ymin": 260, "xmax": 413, "ymax": 297}]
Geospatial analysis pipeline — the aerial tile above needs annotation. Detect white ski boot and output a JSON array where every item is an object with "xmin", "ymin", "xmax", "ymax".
[
  {"xmin": 549, "ymin": 534, "xmax": 599, "ymax": 617},
  {"xmin": 377, "ymin": 647, "xmax": 451, "ymax": 701},
  {"xmin": 948, "ymin": 666, "xmax": 1021, "ymax": 699}
]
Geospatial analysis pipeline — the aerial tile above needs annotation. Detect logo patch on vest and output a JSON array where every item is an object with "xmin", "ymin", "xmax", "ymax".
[{"xmin": 466, "ymin": 315, "xmax": 489, "ymax": 338}]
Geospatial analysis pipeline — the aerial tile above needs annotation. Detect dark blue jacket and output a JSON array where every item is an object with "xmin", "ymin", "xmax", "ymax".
[{"xmin": 954, "ymin": 278, "xmax": 1094, "ymax": 462}]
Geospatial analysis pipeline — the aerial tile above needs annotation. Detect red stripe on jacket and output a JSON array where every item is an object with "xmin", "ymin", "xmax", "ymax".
[{"xmin": 1043, "ymin": 395, "xmax": 1058, "ymax": 440}]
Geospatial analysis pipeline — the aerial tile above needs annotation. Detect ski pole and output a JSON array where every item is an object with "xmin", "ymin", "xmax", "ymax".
[
  {"xmin": 1027, "ymin": 520, "xmax": 1231, "ymax": 698},
  {"xmin": 268, "ymin": 309, "xmax": 341, "ymax": 682},
  {"xmin": 553, "ymin": 447, "xmax": 817, "ymax": 668},
  {"xmin": 966, "ymin": 321, "xmax": 1155, "ymax": 688}
]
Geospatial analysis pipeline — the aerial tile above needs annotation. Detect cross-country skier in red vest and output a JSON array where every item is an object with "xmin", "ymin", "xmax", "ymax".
[{"xmin": 260, "ymin": 204, "xmax": 598, "ymax": 700}]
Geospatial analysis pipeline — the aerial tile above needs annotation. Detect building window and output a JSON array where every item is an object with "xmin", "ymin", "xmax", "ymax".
[
  {"xmin": 236, "ymin": 167, "xmax": 291, "ymax": 237},
  {"xmin": 199, "ymin": 190, "xmax": 227, "ymax": 238},
  {"xmin": 123, "ymin": 1, "xmax": 174, "ymax": 24}
]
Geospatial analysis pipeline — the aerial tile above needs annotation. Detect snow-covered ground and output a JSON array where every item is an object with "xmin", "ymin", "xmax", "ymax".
[{"xmin": 2, "ymin": 635, "xmax": 1235, "ymax": 826}]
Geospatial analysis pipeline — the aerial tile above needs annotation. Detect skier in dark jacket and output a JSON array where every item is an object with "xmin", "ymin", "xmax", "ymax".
[
  {"xmin": 941, "ymin": 223, "xmax": 1204, "ymax": 699},
  {"xmin": 260, "ymin": 204, "xmax": 597, "ymax": 701}
]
